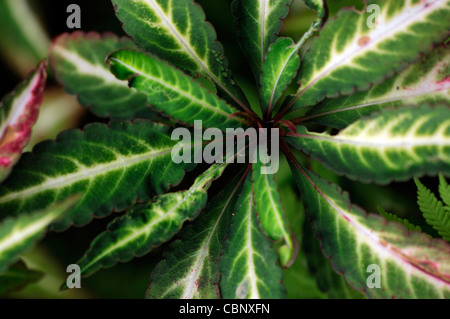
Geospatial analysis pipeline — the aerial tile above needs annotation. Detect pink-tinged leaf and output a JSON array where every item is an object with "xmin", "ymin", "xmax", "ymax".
[
  {"xmin": 0, "ymin": 61, "xmax": 47, "ymax": 182},
  {"xmin": 286, "ymin": 152, "xmax": 450, "ymax": 299}
]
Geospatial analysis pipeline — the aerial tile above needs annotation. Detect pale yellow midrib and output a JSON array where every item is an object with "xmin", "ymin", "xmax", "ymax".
[{"xmin": 0, "ymin": 148, "xmax": 173, "ymax": 204}]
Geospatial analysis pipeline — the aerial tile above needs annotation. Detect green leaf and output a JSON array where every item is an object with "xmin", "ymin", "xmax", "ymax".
[
  {"xmin": 0, "ymin": 0, "xmax": 50, "ymax": 75},
  {"xmin": 303, "ymin": 218, "xmax": 366, "ymax": 299},
  {"xmin": 108, "ymin": 49, "xmax": 249, "ymax": 130},
  {"xmin": 377, "ymin": 206, "xmax": 422, "ymax": 233},
  {"xmin": 0, "ymin": 260, "xmax": 43, "ymax": 296},
  {"xmin": 252, "ymin": 153, "xmax": 294, "ymax": 267},
  {"xmin": 71, "ymin": 163, "xmax": 227, "ymax": 281},
  {"xmin": 112, "ymin": 0, "xmax": 249, "ymax": 111},
  {"xmin": 303, "ymin": 0, "xmax": 327, "ymax": 19},
  {"xmin": 415, "ymin": 178, "xmax": 450, "ymax": 241},
  {"xmin": 232, "ymin": 0, "xmax": 292, "ymax": 79},
  {"xmin": 289, "ymin": 158, "xmax": 450, "ymax": 298},
  {"xmin": 147, "ymin": 171, "xmax": 245, "ymax": 299},
  {"xmin": 286, "ymin": 105, "xmax": 450, "ymax": 184},
  {"xmin": 285, "ymin": 0, "xmax": 450, "ymax": 112},
  {"xmin": 260, "ymin": 37, "xmax": 301, "ymax": 119},
  {"xmin": 0, "ymin": 121, "xmax": 193, "ymax": 230},
  {"xmin": 220, "ymin": 174, "xmax": 285, "ymax": 299},
  {"xmin": 300, "ymin": 45, "xmax": 450, "ymax": 128},
  {"xmin": 50, "ymin": 32, "xmax": 154, "ymax": 119},
  {"xmin": 439, "ymin": 174, "xmax": 450, "ymax": 209},
  {"xmin": 261, "ymin": 0, "xmax": 328, "ymax": 119},
  {"xmin": 0, "ymin": 196, "xmax": 77, "ymax": 273},
  {"xmin": 0, "ymin": 61, "xmax": 47, "ymax": 182}
]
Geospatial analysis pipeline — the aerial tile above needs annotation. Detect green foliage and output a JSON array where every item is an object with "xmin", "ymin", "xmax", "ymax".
[
  {"xmin": 49, "ymin": 32, "xmax": 153, "ymax": 119},
  {"xmin": 112, "ymin": 0, "xmax": 249, "ymax": 110},
  {"xmin": 0, "ymin": 196, "xmax": 77, "ymax": 273},
  {"xmin": 0, "ymin": 121, "xmax": 193, "ymax": 230},
  {"xmin": 69, "ymin": 163, "xmax": 227, "ymax": 282},
  {"xmin": 286, "ymin": 105, "xmax": 450, "ymax": 184},
  {"xmin": 0, "ymin": 0, "xmax": 449, "ymax": 299},
  {"xmin": 415, "ymin": 176, "xmax": 450, "ymax": 241},
  {"xmin": 377, "ymin": 207, "xmax": 422, "ymax": 233},
  {"xmin": 220, "ymin": 174, "xmax": 285, "ymax": 299},
  {"xmin": 108, "ymin": 49, "xmax": 248, "ymax": 129},
  {"xmin": 147, "ymin": 173, "xmax": 244, "ymax": 299},
  {"xmin": 0, "ymin": 260, "xmax": 43, "ymax": 296}
]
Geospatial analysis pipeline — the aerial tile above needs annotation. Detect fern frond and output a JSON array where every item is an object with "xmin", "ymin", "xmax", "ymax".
[
  {"xmin": 377, "ymin": 207, "xmax": 422, "ymax": 233},
  {"xmin": 415, "ymin": 178, "xmax": 450, "ymax": 242},
  {"xmin": 438, "ymin": 174, "xmax": 450, "ymax": 210}
]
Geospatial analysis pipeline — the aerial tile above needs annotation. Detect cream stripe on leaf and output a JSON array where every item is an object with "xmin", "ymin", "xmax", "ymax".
[
  {"xmin": 0, "ymin": 121, "xmax": 194, "ymax": 231},
  {"xmin": 220, "ymin": 174, "xmax": 285, "ymax": 299},
  {"xmin": 49, "ymin": 32, "xmax": 152, "ymax": 119},
  {"xmin": 259, "ymin": 0, "xmax": 327, "ymax": 118},
  {"xmin": 289, "ymin": 160, "xmax": 450, "ymax": 299},
  {"xmin": 286, "ymin": 105, "xmax": 450, "ymax": 184},
  {"xmin": 232, "ymin": 0, "xmax": 291, "ymax": 80},
  {"xmin": 108, "ymin": 49, "xmax": 249, "ymax": 130},
  {"xmin": 252, "ymin": 153, "xmax": 294, "ymax": 267},
  {"xmin": 300, "ymin": 45, "xmax": 450, "ymax": 128},
  {"xmin": 0, "ymin": 61, "xmax": 47, "ymax": 183},
  {"xmin": 147, "ymin": 173, "xmax": 244, "ymax": 299},
  {"xmin": 286, "ymin": 0, "xmax": 450, "ymax": 112},
  {"xmin": 0, "ymin": 197, "xmax": 78, "ymax": 273},
  {"xmin": 112, "ymin": 0, "xmax": 249, "ymax": 110},
  {"xmin": 62, "ymin": 163, "xmax": 228, "ymax": 285}
]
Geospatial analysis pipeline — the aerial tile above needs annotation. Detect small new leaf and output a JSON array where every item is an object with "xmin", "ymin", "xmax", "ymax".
[{"xmin": 232, "ymin": 0, "xmax": 292, "ymax": 79}]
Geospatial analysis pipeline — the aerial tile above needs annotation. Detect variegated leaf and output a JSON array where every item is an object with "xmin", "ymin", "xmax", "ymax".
[
  {"xmin": 261, "ymin": 0, "xmax": 328, "ymax": 119},
  {"xmin": 147, "ymin": 172, "xmax": 244, "ymax": 299},
  {"xmin": 285, "ymin": 0, "xmax": 450, "ymax": 113},
  {"xmin": 260, "ymin": 37, "xmax": 301, "ymax": 119},
  {"xmin": 289, "ymin": 159, "xmax": 450, "ymax": 298},
  {"xmin": 300, "ymin": 45, "xmax": 450, "ymax": 128},
  {"xmin": 108, "ymin": 49, "xmax": 249, "ymax": 130},
  {"xmin": 232, "ymin": 0, "xmax": 292, "ymax": 79},
  {"xmin": 112, "ymin": 0, "xmax": 250, "ymax": 112},
  {"xmin": 303, "ymin": 218, "xmax": 366, "ymax": 299},
  {"xmin": 50, "ymin": 32, "xmax": 153, "ymax": 119},
  {"xmin": 0, "ymin": 121, "xmax": 193, "ymax": 230},
  {"xmin": 220, "ymin": 174, "xmax": 285, "ymax": 299},
  {"xmin": 252, "ymin": 153, "xmax": 294, "ymax": 267},
  {"xmin": 0, "ymin": 196, "xmax": 77, "ymax": 273},
  {"xmin": 286, "ymin": 105, "xmax": 450, "ymax": 184},
  {"xmin": 0, "ymin": 61, "xmax": 46, "ymax": 182},
  {"xmin": 69, "ymin": 163, "xmax": 227, "ymax": 281}
]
